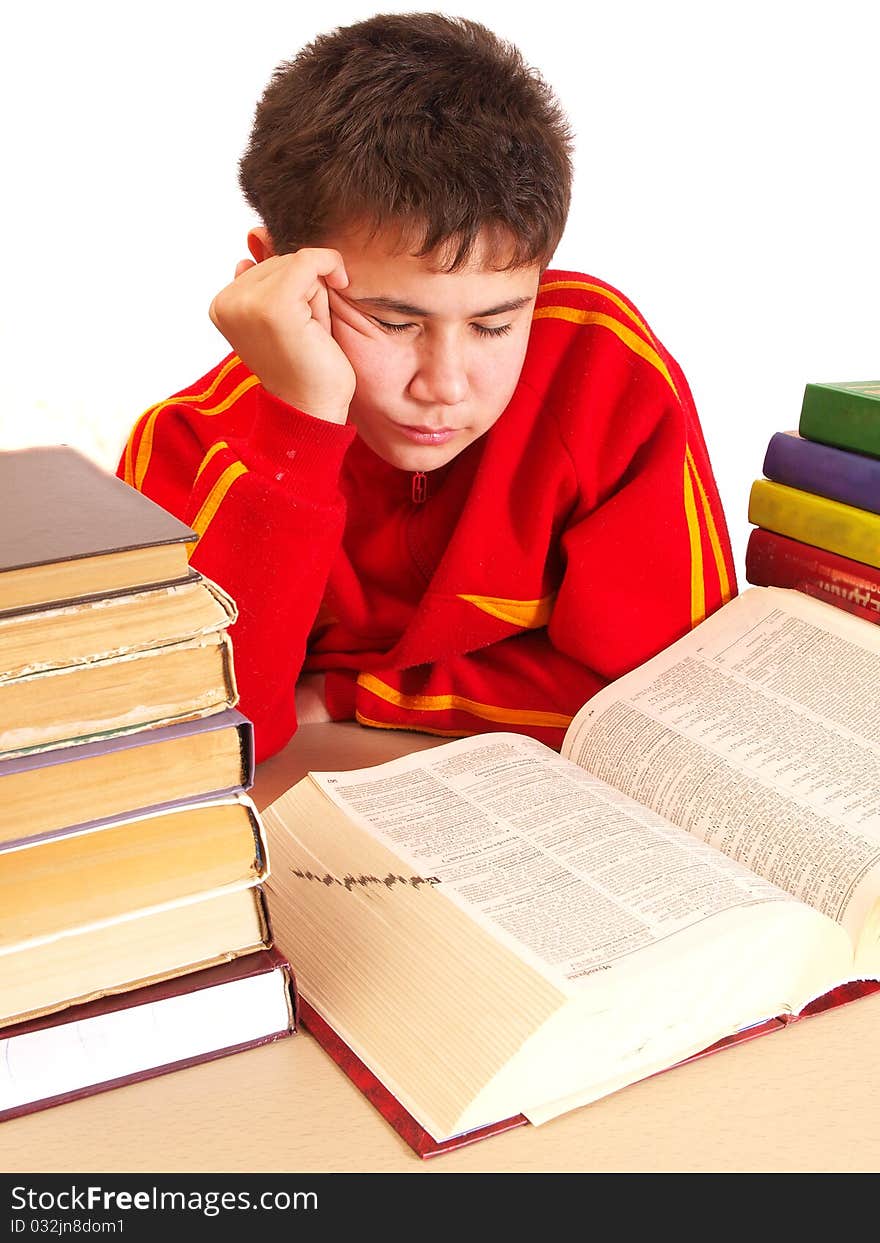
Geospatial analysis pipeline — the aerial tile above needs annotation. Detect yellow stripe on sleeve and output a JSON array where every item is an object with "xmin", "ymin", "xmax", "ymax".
[
  {"xmin": 122, "ymin": 414, "xmax": 145, "ymax": 487},
  {"xmin": 133, "ymin": 356, "xmax": 247, "ymax": 490},
  {"xmin": 191, "ymin": 461, "xmax": 249, "ymax": 542},
  {"xmin": 685, "ymin": 446, "xmax": 732, "ymax": 604},
  {"xmin": 357, "ymin": 672, "xmax": 572, "ymax": 731},
  {"xmin": 538, "ymin": 280, "xmax": 656, "ymax": 342},
  {"xmin": 190, "ymin": 374, "xmax": 260, "ymax": 418},
  {"xmin": 195, "ymin": 440, "xmax": 230, "ymax": 483},
  {"xmin": 683, "ymin": 457, "xmax": 706, "ymax": 628},
  {"xmin": 531, "ymin": 307, "xmax": 679, "ymax": 400},
  {"xmin": 457, "ymin": 593, "xmax": 556, "ymax": 629}
]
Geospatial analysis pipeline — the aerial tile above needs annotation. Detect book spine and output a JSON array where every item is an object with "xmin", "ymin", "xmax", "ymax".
[
  {"xmin": 239, "ymin": 718, "xmax": 256, "ymax": 789},
  {"xmin": 762, "ymin": 431, "xmax": 880, "ymax": 515},
  {"xmin": 799, "ymin": 383, "xmax": 880, "ymax": 457},
  {"xmin": 747, "ymin": 479, "xmax": 880, "ymax": 569},
  {"xmin": 745, "ymin": 528, "xmax": 880, "ymax": 625}
]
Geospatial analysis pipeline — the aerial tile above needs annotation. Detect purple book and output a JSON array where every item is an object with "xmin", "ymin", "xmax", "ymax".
[
  {"xmin": 763, "ymin": 430, "xmax": 880, "ymax": 515},
  {"xmin": 0, "ymin": 708, "xmax": 254, "ymax": 852}
]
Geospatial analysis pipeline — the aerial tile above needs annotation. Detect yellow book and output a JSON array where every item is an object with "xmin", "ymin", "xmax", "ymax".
[{"xmin": 748, "ymin": 479, "xmax": 880, "ymax": 569}]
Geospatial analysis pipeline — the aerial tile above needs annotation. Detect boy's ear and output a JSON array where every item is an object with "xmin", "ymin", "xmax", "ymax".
[{"xmin": 247, "ymin": 227, "xmax": 275, "ymax": 263}]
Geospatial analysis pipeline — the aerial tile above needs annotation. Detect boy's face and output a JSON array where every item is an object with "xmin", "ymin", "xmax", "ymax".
[{"xmin": 325, "ymin": 227, "xmax": 541, "ymax": 472}]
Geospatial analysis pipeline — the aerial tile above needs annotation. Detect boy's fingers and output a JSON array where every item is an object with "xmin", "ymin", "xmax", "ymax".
[
  {"xmin": 308, "ymin": 278, "xmax": 332, "ymax": 333},
  {"xmin": 297, "ymin": 248, "xmax": 349, "ymax": 289},
  {"xmin": 235, "ymin": 259, "xmax": 256, "ymax": 279},
  {"xmin": 327, "ymin": 287, "xmax": 372, "ymax": 336},
  {"xmin": 322, "ymin": 262, "xmax": 350, "ymax": 290}
]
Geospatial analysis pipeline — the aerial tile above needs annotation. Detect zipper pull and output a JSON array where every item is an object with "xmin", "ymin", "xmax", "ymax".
[{"xmin": 411, "ymin": 471, "xmax": 428, "ymax": 504}]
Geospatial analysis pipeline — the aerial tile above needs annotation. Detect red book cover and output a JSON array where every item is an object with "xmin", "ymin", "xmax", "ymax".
[
  {"xmin": 298, "ymin": 1000, "xmax": 527, "ymax": 1158},
  {"xmin": 298, "ymin": 981, "xmax": 880, "ymax": 1159},
  {"xmin": 745, "ymin": 527, "xmax": 880, "ymax": 624}
]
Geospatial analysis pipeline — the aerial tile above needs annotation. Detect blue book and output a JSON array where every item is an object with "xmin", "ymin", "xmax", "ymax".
[{"xmin": 762, "ymin": 429, "xmax": 880, "ymax": 516}]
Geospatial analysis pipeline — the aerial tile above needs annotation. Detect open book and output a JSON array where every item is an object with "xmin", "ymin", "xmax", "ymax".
[{"xmin": 263, "ymin": 586, "xmax": 880, "ymax": 1152}]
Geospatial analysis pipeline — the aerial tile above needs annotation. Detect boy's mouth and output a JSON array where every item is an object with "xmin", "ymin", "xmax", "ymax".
[{"xmin": 396, "ymin": 425, "xmax": 459, "ymax": 445}]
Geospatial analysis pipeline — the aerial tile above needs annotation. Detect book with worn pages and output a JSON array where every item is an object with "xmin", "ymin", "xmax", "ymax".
[
  {"xmin": 0, "ymin": 443, "xmax": 297, "ymax": 1125},
  {"xmin": 0, "ymin": 578, "xmax": 239, "ymax": 756},
  {"xmin": 0, "ymin": 574, "xmax": 234, "ymax": 678},
  {"xmin": 0, "ymin": 946, "xmax": 298, "ymax": 1122},
  {"xmin": 263, "ymin": 586, "xmax": 880, "ymax": 1155}
]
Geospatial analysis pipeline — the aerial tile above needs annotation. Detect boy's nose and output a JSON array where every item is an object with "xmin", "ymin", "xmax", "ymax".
[{"xmin": 408, "ymin": 339, "xmax": 469, "ymax": 407}]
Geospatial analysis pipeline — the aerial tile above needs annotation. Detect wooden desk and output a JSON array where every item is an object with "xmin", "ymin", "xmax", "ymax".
[{"xmin": 2, "ymin": 723, "xmax": 879, "ymax": 1173}]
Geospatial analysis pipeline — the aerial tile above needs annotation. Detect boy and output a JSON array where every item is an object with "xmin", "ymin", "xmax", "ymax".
[{"xmin": 119, "ymin": 13, "xmax": 735, "ymax": 763}]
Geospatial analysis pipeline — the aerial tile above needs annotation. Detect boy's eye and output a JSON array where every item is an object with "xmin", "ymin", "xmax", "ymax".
[
  {"xmin": 471, "ymin": 322, "xmax": 512, "ymax": 338},
  {"xmin": 373, "ymin": 318, "xmax": 413, "ymax": 333},
  {"xmin": 371, "ymin": 318, "xmax": 512, "ymax": 338}
]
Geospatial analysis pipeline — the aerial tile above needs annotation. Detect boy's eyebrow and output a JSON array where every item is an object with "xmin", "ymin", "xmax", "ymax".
[{"xmin": 350, "ymin": 294, "xmax": 534, "ymax": 318}]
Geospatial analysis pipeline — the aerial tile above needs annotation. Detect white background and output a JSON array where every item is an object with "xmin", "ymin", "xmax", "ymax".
[{"xmin": 1, "ymin": 0, "xmax": 877, "ymax": 583}]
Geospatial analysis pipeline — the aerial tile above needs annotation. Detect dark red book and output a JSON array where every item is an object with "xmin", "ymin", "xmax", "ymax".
[
  {"xmin": 0, "ymin": 947, "xmax": 297, "ymax": 1123},
  {"xmin": 745, "ymin": 527, "xmax": 880, "ymax": 624}
]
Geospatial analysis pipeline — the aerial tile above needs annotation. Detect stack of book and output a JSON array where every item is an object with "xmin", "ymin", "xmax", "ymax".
[
  {"xmin": 746, "ymin": 381, "xmax": 880, "ymax": 623},
  {"xmin": 0, "ymin": 446, "xmax": 296, "ymax": 1122}
]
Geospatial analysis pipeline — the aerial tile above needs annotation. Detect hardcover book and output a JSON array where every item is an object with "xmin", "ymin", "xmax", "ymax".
[
  {"xmin": 747, "ymin": 478, "xmax": 880, "ymax": 570},
  {"xmin": 0, "ymin": 574, "xmax": 235, "ymax": 678},
  {"xmin": 0, "ymin": 445, "xmax": 198, "ymax": 612},
  {"xmin": 762, "ymin": 429, "xmax": 880, "ymax": 516},
  {"xmin": 799, "ymin": 380, "xmax": 880, "ymax": 458},
  {"xmin": 1, "ymin": 885, "xmax": 274, "ymax": 1027},
  {"xmin": 745, "ymin": 528, "xmax": 880, "ymax": 625},
  {"xmin": 0, "ymin": 708, "xmax": 254, "ymax": 848},
  {"xmin": 0, "ymin": 791, "xmax": 269, "ymax": 1023},
  {"xmin": 0, "ymin": 630, "xmax": 238, "ymax": 756},
  {"xmin": 262, "ymin": 586, "xmax": 880, "ymax": 1151},
  {"xmin": 0, "ymin": 946, "xmax": 297, "ymax": 1123},
  {"xmin": 297, "ymin": 984, "xmax": 880, "ymax": 1158}
]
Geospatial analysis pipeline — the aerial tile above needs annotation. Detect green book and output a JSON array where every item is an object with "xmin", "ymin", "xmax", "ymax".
[{"xmin": 799, "ymin": 381, "xmax": 880, "ymax": 458}]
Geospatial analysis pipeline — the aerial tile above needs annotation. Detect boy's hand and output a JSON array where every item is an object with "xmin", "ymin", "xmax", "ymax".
[{"xmin": 209, "ymin": 249, "xmax": 356, "ymax": 424}]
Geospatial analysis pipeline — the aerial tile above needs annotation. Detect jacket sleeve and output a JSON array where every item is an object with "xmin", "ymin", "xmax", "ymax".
[
  {"xmin": 118, "ymin": 354, "xmax": 356, "ymax": 761},
  {"xmin": 337, "ymin": 300, "xmax": 736, "ymax": 748}
]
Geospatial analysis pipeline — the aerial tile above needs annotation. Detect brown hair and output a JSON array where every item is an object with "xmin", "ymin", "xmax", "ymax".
[{"xmin": 238, "ymin": 13, "xmax": 573, "ymax": 270}]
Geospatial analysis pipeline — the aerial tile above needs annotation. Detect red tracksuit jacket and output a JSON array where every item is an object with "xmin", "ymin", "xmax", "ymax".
[{"xmin": 118, "ymin": 270, "xmax": 736, "ymax": 762}]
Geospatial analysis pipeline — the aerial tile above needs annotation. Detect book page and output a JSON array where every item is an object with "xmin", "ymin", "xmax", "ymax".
[
  {"xmin": 309, "ymin": 735, "xmax": 800, "ymax": 994},
  {"xmin": 563, "ymin": 586, "xmax": 880, "ymax": 946}
]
